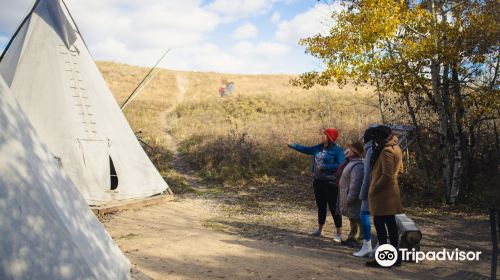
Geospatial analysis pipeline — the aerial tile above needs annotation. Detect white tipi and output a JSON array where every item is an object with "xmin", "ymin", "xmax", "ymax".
[
  {"xmin": 0, "ymin": 76, "xmax": 131, "ymax": 279},
  {"xmin": 0, "ymin": 0, "xmax": 170, "ymax": 205}
]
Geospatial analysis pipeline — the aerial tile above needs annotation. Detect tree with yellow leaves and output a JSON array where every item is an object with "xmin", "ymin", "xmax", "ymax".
[{"xmin": 295, "ymin": 0, "xmax": 499, "ymax": 204}]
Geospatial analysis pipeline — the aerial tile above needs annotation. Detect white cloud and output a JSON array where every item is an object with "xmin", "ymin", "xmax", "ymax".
[
  {"xmin": 47, "ymin": 0, "xmax": 229, "ymax": 69},
  {"xmin": 63, "ymin": 0, "xmax": 295, "ymax": 73},
  {"xmin": 234, "ymin": 41, "xmax": 289, "ymax": 56},
  {"xmin": 134, "ymin": 2, "xmax": 220, "ymax": 33},
  {"xmin": 208, "ymin": 0, "xmax": 273, "ymax": 21},
  {"xmin": 276, "ymin": 3, "xmax": 341, "ymax": 43},
  {"xmin": 232, "ymin": 23, "xmax": 258, "ymax": 40},
  {"xmin": 159, "ymin": 39, "xmax": 291, "ymax": 74},
  {"xmin": 164, "ymin": 40, "xmax": 291, "ymax": 74},
  {"xmin": 271, "ymin": 12, "xmax": 281, "ymax": 23},
  {"xmin": 65, "ymin": 0, "xmax": 221, "ymax": 50},
  {"xmin": 0, "ymin": 0, "xmax": 323, "ymax": 74},
  {"xmin": 171, "ymin": 44, "xmax": 246, "ymax": 73},
  {"xmin": 81, "ymin": 39, "xmax": 292, "ymax": 74}
]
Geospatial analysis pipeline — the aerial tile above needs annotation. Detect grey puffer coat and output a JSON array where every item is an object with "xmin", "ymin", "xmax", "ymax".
[{"xmin": 337, "ymin": 158, "xmax": 364, "ymax": 219}]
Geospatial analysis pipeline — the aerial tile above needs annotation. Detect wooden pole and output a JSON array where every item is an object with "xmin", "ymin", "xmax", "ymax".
[{"xmin": 121, "ymin": 49, "xmax": 170, "ymax": 110}]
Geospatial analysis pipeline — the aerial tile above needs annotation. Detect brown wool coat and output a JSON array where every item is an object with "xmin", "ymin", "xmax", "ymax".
[{"xmin": 368, "ymin": 136, "xmax": 404, "ymax": 216}]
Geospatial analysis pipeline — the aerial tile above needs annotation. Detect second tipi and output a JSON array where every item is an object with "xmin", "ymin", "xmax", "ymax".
[{"xmin": 0, "ymin": 75, "xmax": 131, "ymax": 280}]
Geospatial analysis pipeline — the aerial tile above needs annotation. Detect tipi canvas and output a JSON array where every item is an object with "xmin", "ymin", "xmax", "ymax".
[
  {"xmin": 0, "ymin": 76, "xmax": 131, "ymax": 279},
  {"xmin": 0, "ymin": 0, "xmax": 170, "ymax": 205}
]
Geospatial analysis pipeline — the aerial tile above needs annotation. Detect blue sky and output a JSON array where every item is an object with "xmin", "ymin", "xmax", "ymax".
[{"xmin": 0, "ymin": 0, "xmax": 340, "ymax": 74}]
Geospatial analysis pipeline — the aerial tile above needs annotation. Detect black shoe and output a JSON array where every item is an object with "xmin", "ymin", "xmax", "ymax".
[
  {"xmin": 365, "ymin": 260, "xmax": 391, "ymax": 268},
  {"xmin": 341, "ymin": 238, "xmax": 359, "ymax": 248}
]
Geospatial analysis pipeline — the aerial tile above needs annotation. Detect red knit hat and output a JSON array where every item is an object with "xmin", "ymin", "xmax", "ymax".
[{"xmin": 323, "ymin": 128, "xmax": 339, "ymax": 143}]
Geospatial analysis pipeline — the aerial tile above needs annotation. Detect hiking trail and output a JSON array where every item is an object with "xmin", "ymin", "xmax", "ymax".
[{"xmin": 159, "ymin": 73, "xmax": 203, "ymax": 188}]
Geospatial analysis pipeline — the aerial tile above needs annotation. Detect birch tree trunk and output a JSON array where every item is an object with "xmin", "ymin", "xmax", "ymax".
[
  {"xmin": 428, "ymin": 0, "xmax": 455, "ymax": 203},
  {"xmin": 430, "ymin": 60, "xmax": 453, "ymax": 202}
]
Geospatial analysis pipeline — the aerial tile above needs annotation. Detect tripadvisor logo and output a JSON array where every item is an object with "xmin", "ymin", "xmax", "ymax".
[
  {"xmin": 375, "ymin": 244, "xmax": 399, "ymax": 267},
  {"xmin": 375, "ymin": 244, "xmax": 483, "ymax": 267}
]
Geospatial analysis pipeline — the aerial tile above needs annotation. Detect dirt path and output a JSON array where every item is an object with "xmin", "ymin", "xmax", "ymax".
[
  {"xmin": 103, "ymin": 195, "xmax": 491, "ymax": 280},
  {"xmin": 158, "ymin": 74, "xmax": 184, "ymax": 150},
  {"xmin": 160, "ymin": 73, "xmax": 204, "ymax": 189},
  {"xmin": 158, "ymin": 73, "xmax": 188, "ymax": 148},
  {"xmin": 175, "ymin": 74, "xmax": 187, "ymax": 105}
]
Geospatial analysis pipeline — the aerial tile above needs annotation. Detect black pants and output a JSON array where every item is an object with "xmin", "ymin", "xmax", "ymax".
[
  {"xmin": 313, "ymin": 179, "xmax": 342, "ymax": 228},
  {"xmin": 373, "ymin": 215, "xmax": 399, "ymax": 249}
]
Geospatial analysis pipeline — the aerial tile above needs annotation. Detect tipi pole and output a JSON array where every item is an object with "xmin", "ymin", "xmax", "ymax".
[
  {"xmin": 0, "ymin": 0, "xmax": 41, "ymax": 62},
  {"xmin": 121, "ymin": 49, "xmax": 170, "ymax": 110}
]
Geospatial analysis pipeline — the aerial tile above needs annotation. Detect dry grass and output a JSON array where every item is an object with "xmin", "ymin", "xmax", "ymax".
[
  {"xmin": 98, "ymin": 61, "xmax": 496, "ymax": 213},
  {"xmin": 98, "ymin": 61, "xmax": 381, "ymax": 196}
]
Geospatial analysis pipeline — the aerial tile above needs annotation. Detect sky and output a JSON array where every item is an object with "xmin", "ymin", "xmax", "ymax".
[{"xmin": 0, "ymin": 0, "xmax": 341, "ymax": 74}]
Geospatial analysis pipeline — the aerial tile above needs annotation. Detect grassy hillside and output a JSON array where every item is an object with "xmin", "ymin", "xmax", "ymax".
[{"xmin": 98, "ymin": 61, "xmax": 381, "ymax": 200}]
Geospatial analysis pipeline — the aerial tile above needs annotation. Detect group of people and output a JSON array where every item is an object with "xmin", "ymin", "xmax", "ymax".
[{"xmin": 287, "ymin": 126, "xmax": 404, "ymax": 268}]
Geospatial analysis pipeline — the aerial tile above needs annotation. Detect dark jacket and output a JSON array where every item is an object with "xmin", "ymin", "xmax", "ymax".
[{"xmin": 359, "ymin": 141, "xmax": 373, "ymax": 213}]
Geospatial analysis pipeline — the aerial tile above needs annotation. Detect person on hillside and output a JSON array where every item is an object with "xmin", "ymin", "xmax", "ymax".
[
  {"xmin": 219, "ymin": 79, "xmax": 227, "ymax": 97},
  {"xmin": 287, "ymin": 128, "xmax": 345, "ymax": 242},
  {"xmin": 336, "ymin": 140, "xmax": 364, "ymax": 247},
  {"xmin": 365, "ymin": 125, "xmax": 404, "ymax": 268},
  {"xmin": 353, "ymin": 127, "xmax": 377, "ymax": 257}
]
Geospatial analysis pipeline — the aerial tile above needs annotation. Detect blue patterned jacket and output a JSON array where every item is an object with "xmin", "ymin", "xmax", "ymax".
[{"xmin": 289, "ymin": 143, "xmax": 345, "ymax": 181}]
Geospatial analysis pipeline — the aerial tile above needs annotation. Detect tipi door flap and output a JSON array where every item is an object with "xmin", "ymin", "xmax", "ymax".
[{"xmin": 77, "ymin": 139, "xmax": 110, "ymax": 190}]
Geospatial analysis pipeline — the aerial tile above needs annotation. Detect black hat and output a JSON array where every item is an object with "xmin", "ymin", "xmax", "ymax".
[
  {"xmin": 363, "ymin": 127, "xmax": 377, "ymax": 143},
  {"xmin": 374, "ymin": 125, "xmax": 392, "ymax": 140}
]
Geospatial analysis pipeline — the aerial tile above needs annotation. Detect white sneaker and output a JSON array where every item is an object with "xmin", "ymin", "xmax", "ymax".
[
  {"xmin": 333, "ymin": 234, "xmax": 342, "ymax": 243},
  {"xmin": 353, "ymin": 240, "xmax": 373, "ymax": 257},
  {"xmin": 368, "ymin": 242, "xmax": 379, "ymax": 258}
]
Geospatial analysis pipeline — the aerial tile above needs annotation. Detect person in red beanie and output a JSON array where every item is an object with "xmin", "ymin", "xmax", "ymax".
[{"xmin": 287, "ymin": 128, "xmax": 346, "ymax": 242}]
